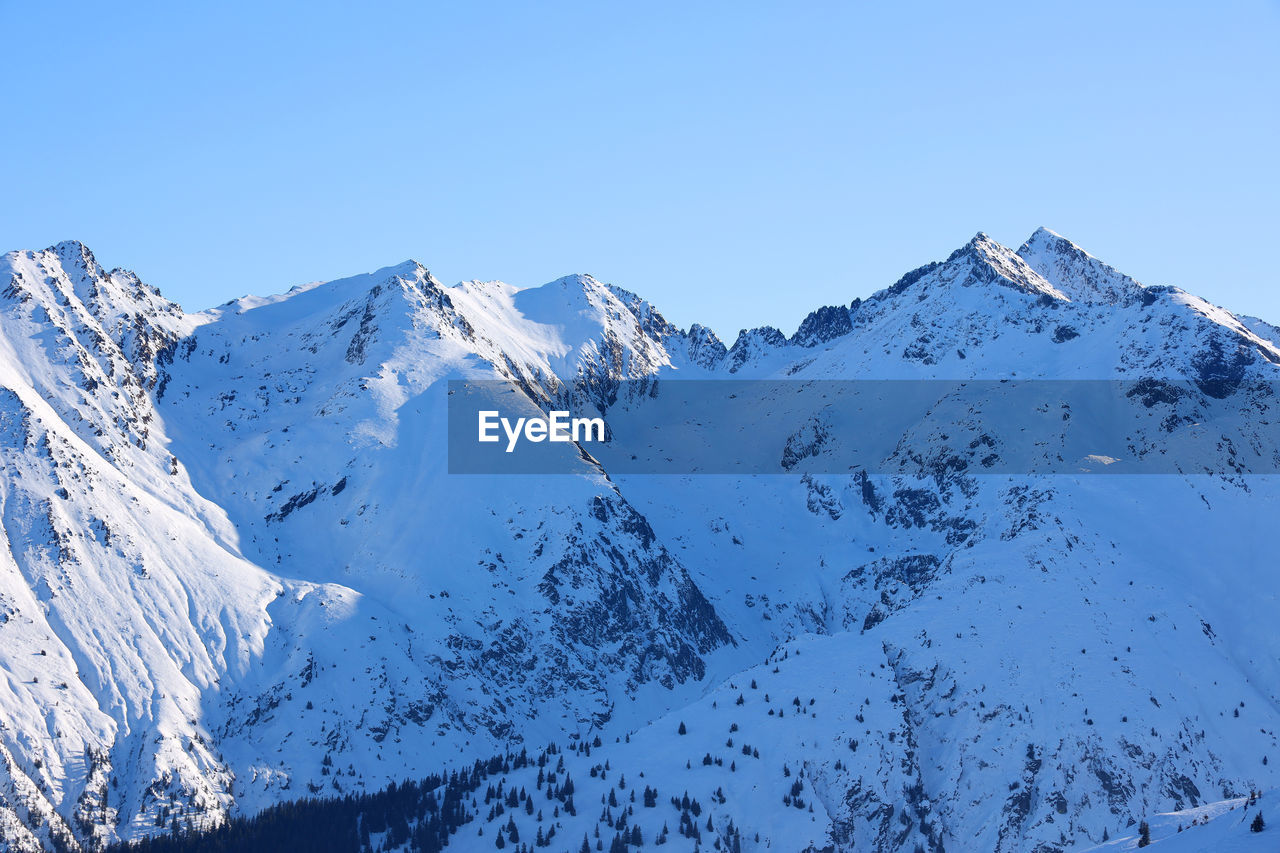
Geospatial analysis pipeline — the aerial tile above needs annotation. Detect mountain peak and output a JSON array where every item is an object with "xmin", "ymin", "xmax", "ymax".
[
  {"xmin": 792, "ymin": 304, "xmax": 854, "ymax": 347},
  {"xmin": 949, "ymin": 231, "xmax": 1014, "ymax": 262},
  {"xmin": 1019, "ymin": 226, "xmax": 1088, "ymax": 259},
  {"xmin": 932, "ymin": 231, "xmax": 1067, "ymax": 301},
  {"xmin": 49, "ymin": 239, "xmax": 102, "ymax": 277},
  {"xmin": 51, "ymin": 237, "xmax": 91, "ymax": 255},
  {"xmin": 1016, "ymin": 228, "xmax": 1145, "ymax": 306},
  {"xmin": 379, "ymin": 258, "xmax": 432, "ymax": 283},
  {"xmin": 544, "ymin": 272, "xmax": 601, "ymax": 290}
]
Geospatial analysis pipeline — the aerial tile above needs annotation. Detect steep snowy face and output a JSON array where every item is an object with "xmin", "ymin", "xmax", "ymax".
[
  {"xmin": 0, "ymin": 246, "xmax": 733, "ymax": 851},
  {"xmin": 1, "ymin": 230, "xmax": 1278, "ymax": 853},
  {"xmin": 1016, "ymin": 227, "xmax": 1147, "ymax": 306},
  {"xmin": 0, "ymin": 245, "xmax": 287, "ymax": 852},
  {"xmin": 155, "ymin": 260, "xmax": 733, "ymax": 813},
  {"xmin": 0, "ymin": 243, "xmax": 191, "ymax": 470},
  {"xmin": 683, "ymin": 323, "xmax": 729, "ymax": 369},
  {"xmin": 596, "ymin": 234, "xmax": 1280, "ymax": 850},
  {"xmin": 724, "ymin": 326, "xmax": 789, "ymax": 374},
  {"xmin": 940, "ymin": 231, "xmax": 1068, "ymax": 301}
]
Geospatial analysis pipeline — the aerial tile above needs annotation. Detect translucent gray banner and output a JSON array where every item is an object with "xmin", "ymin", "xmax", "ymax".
[{"xmin": 447, "ymin": 379, "xmax": 1280, "ymax": 475}]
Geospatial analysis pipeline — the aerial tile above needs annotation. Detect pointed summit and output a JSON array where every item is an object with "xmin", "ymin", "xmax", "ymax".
[
  {"xmin": 1016, "ymin": 228, "xmax": 1145, "ymax": 306},
  {"xmin": 49, "ymin": 239, "xmax": 105, "ymax": 282},
  {"xmin": 936, "ymin": 231, "xmax": 1067, "ymax": 300},
  {"xmin": 875, "ymin": 231, "xmax": 1066, "ymax": 304},
  {"xmin": 684, "ymin": 322, "xmax": 728, "ymax": 369},
  {"xmin": 1027, "ymin": 226, "xmax": 1063, "ymax": 242}
]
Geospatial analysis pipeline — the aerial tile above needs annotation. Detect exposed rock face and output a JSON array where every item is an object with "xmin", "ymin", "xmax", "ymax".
[{"xmin": 793, "ymin": 305, "xmax": 854, "ymax": 347}]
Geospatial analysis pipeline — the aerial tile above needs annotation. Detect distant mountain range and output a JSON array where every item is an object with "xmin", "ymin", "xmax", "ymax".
[{"xmin": 1, "ymin": 229, "xmax": 1277, "ymax": 852}]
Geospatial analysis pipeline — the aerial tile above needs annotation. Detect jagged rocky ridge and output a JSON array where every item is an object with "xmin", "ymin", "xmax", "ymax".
[{"xmin": 0, "ymin": 229, "xmax": 1278, "ymax": 852}]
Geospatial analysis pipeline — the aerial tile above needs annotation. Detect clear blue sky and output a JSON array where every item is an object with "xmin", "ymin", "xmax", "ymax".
[{"xmin": 3, "ymin": 1, "xmax": 1278, "ymax": 339}]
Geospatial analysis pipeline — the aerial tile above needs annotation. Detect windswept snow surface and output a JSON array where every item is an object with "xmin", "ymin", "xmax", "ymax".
[{"xmin": 0, "ymin": 232, "xmax": 1278, "ymax": 851}]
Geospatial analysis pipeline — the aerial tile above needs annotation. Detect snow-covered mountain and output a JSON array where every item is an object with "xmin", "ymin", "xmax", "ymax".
[{"xmin": 1, "ymin": 229, "xmax": 1277, "ymax": 852}]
